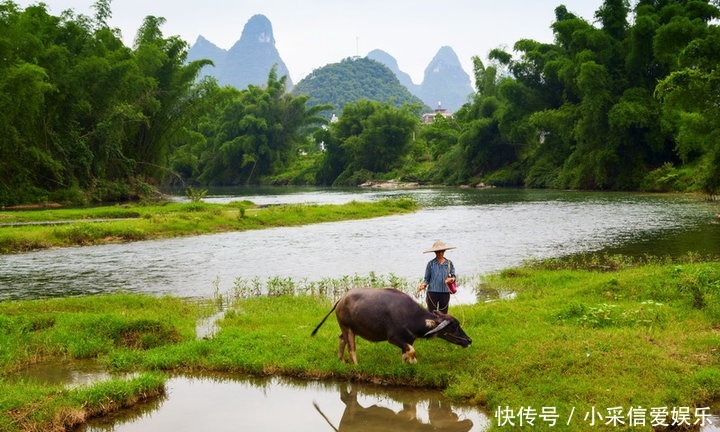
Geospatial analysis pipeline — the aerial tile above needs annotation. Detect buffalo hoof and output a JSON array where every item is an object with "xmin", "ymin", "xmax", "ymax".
[
  {"xmin": 402, "ymin": 347, "xmax": 417, "ymax": 364},
  {"xmin": 404, "ymin": 356, "xmax": 418, "ymax": 364}
]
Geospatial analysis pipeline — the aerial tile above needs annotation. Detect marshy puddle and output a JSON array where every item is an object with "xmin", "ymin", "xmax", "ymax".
[
  {"xmin": 7, "ymin": 359, "xmax": 127, "ymax": 389},
  {"xmin": 75, "ymin": 375, "xmax": 490, "ymax": 432},
  {"xmin": 475, "ymin": 284, "xmax": 517, "ymax": 303},
  {"xmin": 8, "ymin": 361, "xmax": 719, "ymax": 431},
  {"xmin": 194, "ymin": 308, "xmax": 226, "ymax": 339}
]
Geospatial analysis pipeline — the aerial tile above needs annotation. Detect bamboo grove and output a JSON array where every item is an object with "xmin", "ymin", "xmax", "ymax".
[{"xmin": 1, "ymin": 0, "xmax": 719, "ymax": 206}]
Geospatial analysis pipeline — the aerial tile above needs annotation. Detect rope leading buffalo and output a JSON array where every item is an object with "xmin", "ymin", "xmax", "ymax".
[{"xmin": 311, "ymin": 288, "xmax": 472, "ymax": 364}]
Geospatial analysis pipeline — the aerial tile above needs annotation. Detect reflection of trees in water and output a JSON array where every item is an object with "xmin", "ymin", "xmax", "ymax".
[{"xmin": 316, "ymin": 383, "xmax": 473, "ymax": 432}]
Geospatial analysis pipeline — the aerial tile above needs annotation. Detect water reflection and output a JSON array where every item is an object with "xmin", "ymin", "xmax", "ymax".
[
  {"xmin": 6, "ymin": 359, "xmax": 116, "ymax": 389},
  {"xmin": 77, "ymin": 375, "xmax": 489, "ymax": 432},
  {"xmin": 7, "ymin": 361, "xmax": 718, "ymax": 431},
  {"xmin": 327, "ymin": 385, "xmax": 475, "ymax": 431}
]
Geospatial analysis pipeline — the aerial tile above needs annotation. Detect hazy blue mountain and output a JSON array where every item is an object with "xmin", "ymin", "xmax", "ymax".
[
  {"xmin": 417, "ymin": 46, "xmax": 473, "ymax": 112},
  {"xmin": 187, "ymin": 17, "xmax": 469, "ymax": 110},
  {"xmin": 187, "ymin": 14, "xmax": 292, "ymax": 89},
  {"xmin": 367, "ymin": 49, "xmax": 419, "ymax": 94},
  {"xmin": 366, "ymin": 46, "xmax": 472, "ymax": 112},
  {"xmin": 187, "ymin": 35, "xmax": 226, "ymax": 79},
  {"xmin": 292, "ymin": 57, "xmax": 427, "ymax": 117}
]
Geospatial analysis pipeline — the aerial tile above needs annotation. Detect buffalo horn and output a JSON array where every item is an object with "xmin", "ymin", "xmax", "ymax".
[{"xmin": 424, "ymin": 319, "xmax": 451, "ymax": 336}]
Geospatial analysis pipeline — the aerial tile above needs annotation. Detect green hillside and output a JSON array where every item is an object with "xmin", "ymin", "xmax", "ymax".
[{"xmin": 293, "ymin": 57, "xmax": 428, "ymax": 116}]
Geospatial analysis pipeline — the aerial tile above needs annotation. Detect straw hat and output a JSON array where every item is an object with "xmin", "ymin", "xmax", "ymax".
[{"xmin": 423, "ymin": 240, "xmax": 456, "ymax": 253}]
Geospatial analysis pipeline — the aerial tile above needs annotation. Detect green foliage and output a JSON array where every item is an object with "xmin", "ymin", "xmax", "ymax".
[
  {"xmin": 292, "ymin": 57, "xmax": 426, "ymax": 116},
  {"xmin": 184, "ymin": 187, "xmax": 207, "ymax": 203},
  {"xmin": 4, "ymin": 0, "xmax": 720, "ymax": 205},
  {"xmin": 671, "ymin": 264, "xmax": 720, "ymax": 316},
  {"xmin": 450, "ymin": 0, "xmax": 720, "ymax": 191},
  {"xmin": 317, "ymin": 100, "xmax": 419, "ymax": 185},
  {"xmin": 641, "ymin": 162, "xmax": 685, "ymax": 192},
  {"xmin": 185, "ymin": 69, "xmax": 331, "ymax": 186},
  {"xmin": 0, "ymin": 2, "xmax": 208, "ymax": 206}
]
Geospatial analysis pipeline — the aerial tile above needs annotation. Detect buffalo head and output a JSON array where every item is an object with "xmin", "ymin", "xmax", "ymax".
[{"xmin": 424, "ymin": 314, "xmax": 472, "ymax": 348}]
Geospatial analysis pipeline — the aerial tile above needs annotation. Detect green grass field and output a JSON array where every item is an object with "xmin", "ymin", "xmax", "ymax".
[{"xmin": 1, "ymin": 259, "xmax": 718, "ymax": 430}]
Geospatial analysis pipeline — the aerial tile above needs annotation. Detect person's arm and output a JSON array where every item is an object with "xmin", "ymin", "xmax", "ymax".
[
  {"xmin": 446, "ymin": 260, "xmax": 456, "ymax": 283},
  {"xmin": 417, "ymin": 261, "xmax": 432, "ymax": 291}
]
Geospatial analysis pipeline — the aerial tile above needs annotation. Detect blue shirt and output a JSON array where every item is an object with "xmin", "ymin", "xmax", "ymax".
[{"xmin": 424, "ymin": 258, "xmax": 455, "ymax": 293}]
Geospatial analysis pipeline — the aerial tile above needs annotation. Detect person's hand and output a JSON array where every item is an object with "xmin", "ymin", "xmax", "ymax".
[
  {"xmin": 444, "ymin": 277, "xmax": 455, "ymax": 284},
  {"xmin": 416, "ymin": 283, "xmax": 426, "ymax": 293}
]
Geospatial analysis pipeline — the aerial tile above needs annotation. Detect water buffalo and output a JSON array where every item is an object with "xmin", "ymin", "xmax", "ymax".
[{"xmin": 311, "ymin": 288, "xmax": 471, "ymax": 364}]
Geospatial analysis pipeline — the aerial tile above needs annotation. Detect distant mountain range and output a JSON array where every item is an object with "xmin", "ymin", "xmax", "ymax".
[
  {"xmin": 188, "ymin": 14, "xmax": 473, "ymax": 112},
  {"xmin": 368, "ymin": 47, "xmax": 473, "ymax": 112}
]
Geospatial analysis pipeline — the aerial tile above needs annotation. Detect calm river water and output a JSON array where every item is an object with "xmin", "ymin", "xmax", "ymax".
[{"xmin": 0, "ymin": 187, "xmax": 718, "ymax": 302}]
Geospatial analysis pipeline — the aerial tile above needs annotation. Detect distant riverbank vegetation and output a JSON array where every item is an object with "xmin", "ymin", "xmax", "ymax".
[
  {"xmin": 2, "ymin": 0, "xmax": 720, "ymax": 207},
  {"xmin": 0, "ymin": 198, "xmax": 417, "ymax": 254},
  {"xmin": 1, "ymin": 257, "xmax": 718, "ymax": 430}
]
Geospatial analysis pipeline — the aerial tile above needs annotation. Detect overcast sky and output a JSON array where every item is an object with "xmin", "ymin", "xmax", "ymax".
[{"xmin": 15, "ymin": 0, "xmax": 605, "ymax": 84}]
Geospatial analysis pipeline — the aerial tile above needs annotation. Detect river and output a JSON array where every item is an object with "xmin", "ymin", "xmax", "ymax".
[{"xmin": 1, "ymin": 187, "xmax": 718, "ymax": 302}]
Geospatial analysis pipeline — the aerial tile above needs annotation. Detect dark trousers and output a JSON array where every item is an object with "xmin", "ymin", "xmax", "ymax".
[{"xmin": 426, "ymin": 291, "xmax": 450, "ymax": 314}]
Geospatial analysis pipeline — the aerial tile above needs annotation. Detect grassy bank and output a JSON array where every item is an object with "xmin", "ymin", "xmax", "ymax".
[
  {"xmin": 0, "ymin": 198, "xmax": 417, "ymax": 254},
  {"xmin": 0, "ymin": 294, "xmax": 206, "ymax": 431},
  {"xmin": 1, "ymin": 261, "xmax": 718, "ymax": 430}
]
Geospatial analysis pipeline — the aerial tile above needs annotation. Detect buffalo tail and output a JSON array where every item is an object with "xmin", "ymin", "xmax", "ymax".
[{"xmin": 311, "ymin": 299, "xmax": 340, "ymax": 336}]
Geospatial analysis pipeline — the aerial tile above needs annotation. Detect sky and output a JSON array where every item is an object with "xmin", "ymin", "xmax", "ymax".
[{"xmin": 15, "ymin": 0, "xmax": 606, "ymax": 84}]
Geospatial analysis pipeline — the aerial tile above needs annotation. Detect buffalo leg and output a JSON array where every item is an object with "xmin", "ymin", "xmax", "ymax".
[
  {"xmin": 401, "ymin": 344, "xmax": 417, "ymax": 364},
  {"xmin": 339, "ymin": 327, "xmax": 358, "ymax": 364},
  {"xmin": 337, "ymin": 333, "xmax": 346, "ymax": 361},
  {"xmin": 388, "ymin": 338, "xmax": 417, "ymax": 364},
  {"xmin": 347, "ymin": 329, "xmax": 358, "ymax": 365}
]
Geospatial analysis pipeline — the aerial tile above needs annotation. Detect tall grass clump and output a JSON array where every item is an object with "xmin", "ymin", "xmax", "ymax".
[
  {"xmin": 0, "ymin": 294, "xmax": 208, "ymax": 372},
  {"xmin": 185, "ymin": 187, "xmax": 207, "ymax": 203},
  {"xmin": 0, "ymin": 372, "xmax": 165, "ymax": 432},
  {"xmin": 228, "ymin": 272, "xmax": 416, "ymax": 300},
  {"xmin": 671, "ymin": 263, "xmax": 720, "ymax": 324}
]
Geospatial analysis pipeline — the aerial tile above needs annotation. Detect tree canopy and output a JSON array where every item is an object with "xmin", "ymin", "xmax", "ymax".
[
  {"xmin": 436, "ymin": 0, "xmax": 720, "ymax": 194},
  {"xmin": 2, "ymin": 0, "xmax": 720, "ymax": 205},
  {"xmin": 0, "ymin": 1, "xmax": 209, "ymax": 204},
  {"xmin": 292, "ymin": 57, "xmax": 427, "ymax": 117}
]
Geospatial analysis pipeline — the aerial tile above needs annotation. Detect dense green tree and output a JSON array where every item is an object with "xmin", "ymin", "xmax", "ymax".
[
  {"xmin": 317, "ymin": 100, "xmax": 418, "ymax": 185},
  {"xmin": 454, "ymin": 0, "xmax": 719, "ymax": 191},
  {"xmin": 656, "ymin": 24, "xmax": 720, "ymax": 196},
  {"xmin": 0, "ymin": 1, "xmax": 210, "ymax": 205},
  {"xmin": 125, "ymin": 16, "xmax": 211, "ymax": 179},
  {"xmin": 3, "ymin": 0, "xmax": 720, "ymax": 202},
  {"xmin": 419, "ymin": 115, "xmax": 460, "ymax": 160},
  {"xmin": 196, "ymin": 69, "xmax": 330, "ymax": 185},
  {"xmin": 0, "ymin": 1, "xmax": 136, "ymax": 203}
]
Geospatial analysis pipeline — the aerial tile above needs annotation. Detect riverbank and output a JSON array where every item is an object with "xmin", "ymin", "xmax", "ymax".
[
  {"xmin": 1, "ymin": 259, "xmax": 718, "ymax": 431},
  {"xmin": 0, "ymin": 198, "xmax": 417, "ymax": 254}
]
